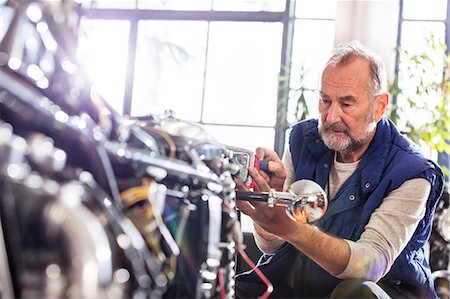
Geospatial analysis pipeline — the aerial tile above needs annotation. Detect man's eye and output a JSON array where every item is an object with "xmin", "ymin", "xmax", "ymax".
[
  {"xmin": 341, "ymin": 103, "xmax": 351, "ymax": 108},
  {"xmin": 321, "ymin": 99, "xmax": 331, "ymax": 105}
]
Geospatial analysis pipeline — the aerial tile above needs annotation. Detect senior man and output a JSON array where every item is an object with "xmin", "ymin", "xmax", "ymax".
[{"xmin": 236, "ymin": 41, "xmax": 444, "ymax": 298}]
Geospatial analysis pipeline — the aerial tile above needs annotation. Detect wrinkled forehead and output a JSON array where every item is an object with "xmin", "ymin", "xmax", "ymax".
[{"xmin": 321, "ymin": 59, "xmax": 373, "ymax": 94}]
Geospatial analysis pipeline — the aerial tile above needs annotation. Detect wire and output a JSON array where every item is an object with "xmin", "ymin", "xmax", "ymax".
[
  {"xmin": 237, "ymin": 248, "xmax": 273, "ymax": 299},
  {"xmin": 120, "ymin": 186, "xmax": 148, "ymax": 208},
  {"xmin": 217, "ymin": 267, "xmax": 226, "ymax": 299},
  {"xmin": 120, "ymin": 184, "xmax": 179, "ymax": 278}
]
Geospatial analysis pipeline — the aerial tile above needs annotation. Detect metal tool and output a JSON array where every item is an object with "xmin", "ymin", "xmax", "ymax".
[{"xmin": 236, "ymin": 179, "xmax": 328, "ymax": 223}]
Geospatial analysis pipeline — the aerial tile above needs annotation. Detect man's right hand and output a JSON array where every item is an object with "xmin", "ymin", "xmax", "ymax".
[{"xmin": 255, "ymin": 147, "xmax": 286, "ymax": 191}]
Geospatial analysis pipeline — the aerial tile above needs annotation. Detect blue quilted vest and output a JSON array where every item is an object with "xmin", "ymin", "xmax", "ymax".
[{"xmin": 285, "ymin": 117, "xmax": 444, "ymax": 298}]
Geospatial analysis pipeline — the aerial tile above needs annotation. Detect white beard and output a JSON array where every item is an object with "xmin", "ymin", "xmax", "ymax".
[{"xmin": 319, "ymin": 119, "xmax": 376, "ymax": 154}]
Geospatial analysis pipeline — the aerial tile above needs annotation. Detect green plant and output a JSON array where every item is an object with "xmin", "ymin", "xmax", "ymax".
[
  {"xmin": 388, "ymin": 36, "xmax": 450, "ymax": 175},
  {"xmin": 291, "ymin": 65, "xmax": 314, "ymax": 122},
  {"xmin": 276, "ymin": 64, "xmax": 314, "ymax": 138}
]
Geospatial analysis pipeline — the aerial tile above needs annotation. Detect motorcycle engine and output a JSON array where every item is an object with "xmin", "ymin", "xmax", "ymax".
[{"xmin": 0, "ymin": 1, "xmax": 250, "ymax": 298}]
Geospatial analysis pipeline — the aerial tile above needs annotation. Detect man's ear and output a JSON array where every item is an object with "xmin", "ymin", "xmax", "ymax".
[{"xmin": 374, "ymin": 93, "xmax": 389, "ymax": 122}]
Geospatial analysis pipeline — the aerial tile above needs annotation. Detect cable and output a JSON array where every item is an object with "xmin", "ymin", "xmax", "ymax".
[
  {"xmin": 237, "ymin": 248, "xmax": 273, "ymax": 299},
  {"xmin": 217, "ymin": 267, "xmax": 226, "ymax": 299}
]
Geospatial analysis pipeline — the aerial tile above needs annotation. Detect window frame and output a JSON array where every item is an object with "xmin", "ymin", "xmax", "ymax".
[{"xmin": 81, "ymin": 0, "xmax": 336, "ymax": 155}]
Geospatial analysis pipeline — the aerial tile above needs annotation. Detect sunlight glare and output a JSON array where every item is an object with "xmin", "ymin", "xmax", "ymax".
[{"xmin": 78, "ymin": 20, "xmax": 130, "ymax": 115}]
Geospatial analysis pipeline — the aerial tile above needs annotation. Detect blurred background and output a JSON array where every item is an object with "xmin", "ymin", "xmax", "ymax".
[{"xmin": 74, "ymin": 0, "xmax": 449, "ymax": 168}]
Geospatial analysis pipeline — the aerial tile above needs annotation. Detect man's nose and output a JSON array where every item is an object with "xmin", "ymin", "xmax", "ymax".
[{"xmin": 326, "ymin": 103, "xmax": 342, "ymax": 123}]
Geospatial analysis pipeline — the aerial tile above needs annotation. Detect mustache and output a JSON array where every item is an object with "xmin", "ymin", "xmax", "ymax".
[{"xmin": 323, "ymin": 122, "xmax": 350, "ymax": 134}]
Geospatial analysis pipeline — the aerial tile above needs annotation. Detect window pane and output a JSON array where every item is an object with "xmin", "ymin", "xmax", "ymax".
[
  {"xmin": 288, "ymin": 19, "xmax": 334, "ymax": 123},
  {"xmin": 132, "ymin": 21, "xmax": 208, "ymax": 121},
  {"xmin": 402, "ymin": 0, "xmax": 448, "ymax": 20},
  {"xmin": 287, "ymin": 89, "xmax": 320, "ymax": 124},
  {"xmin": 296, "ymin": 0, "xmax": 337, "ymax": 19},
  {"xmin": 203, "ymin": 22, "xmax": 283, "ymax": 126},
  {"xmin": 397, "ymin": 21, "xmax": 446, "ymax": 130},
  {"xmin": 290, "ymin": 20, "xmax": 335, "ymax": 90},
  {"xmin": 400, "ymin": 21, "xmax": 446, "ymax": 55},
  {"xmin": 78, "ymin": 19, "xmax": 130, "ymax": 115},
  {"xmin": 212, "ymin": 0, "xmax": 285, "ymax": 12},
  {"xmin": 203, "ymin": 125, "xmax": 275, "ymax": 153},
  {"xmin": 137, "ymin": 0, "xmax": 212, "ymax": 10}
]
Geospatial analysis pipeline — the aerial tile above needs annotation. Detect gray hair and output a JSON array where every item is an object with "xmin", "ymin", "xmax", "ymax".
[{"xmin": 325, "ymin": 41, "xmax": 387, "ymax": 96}]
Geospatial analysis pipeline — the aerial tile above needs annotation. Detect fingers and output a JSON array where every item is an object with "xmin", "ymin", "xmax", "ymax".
[
  {"xmin": 255, "ymin": 147, "xmax": 282, "ymax": 163},
  {"xmin": 259, "ymin": 160, "xmax": 286, "ymax": 181},
  {"xmin": 235, "ymin": 167, "xmax": 270, "ymax": 192},
  {"xmin": 235, "ymin": 200, "xmax": 255, "ymax": 216},
  {"xmin": 248, "ymin": 167, "xmax": 271, "ymax": 192},
  {"xmin": 255, "ymin": 147, "xmax": 277, "ymax": 162},
  {"xmin": 258, "ymin": 169, "xmax": 271, "ymax": 183},
  {"xmin": 235, "ymin": 179, "xmax": 249, "ymax": 191},
  {"xmin": 255, "ymin": 147, "xmax": 285, "ymax": 178},
  {"xmin": 267, "ymin": 160, "xmax": 286, "ymax": 177}
]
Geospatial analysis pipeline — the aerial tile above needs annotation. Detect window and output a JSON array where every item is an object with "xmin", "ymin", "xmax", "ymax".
[
  {"xmin": 394, "ymin": 0, "xmax": 450, "ymax": 177},
  {"xmin": 132, "ymin": 20, "xmax": 208, "ymax": 121},
  {"xmin": 78, "ymin": 20, "xmax": 130, "ymax": 114},
  {"xmin": 79, "ymin": 0, "xmax": 337, "ymax": 155}
]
